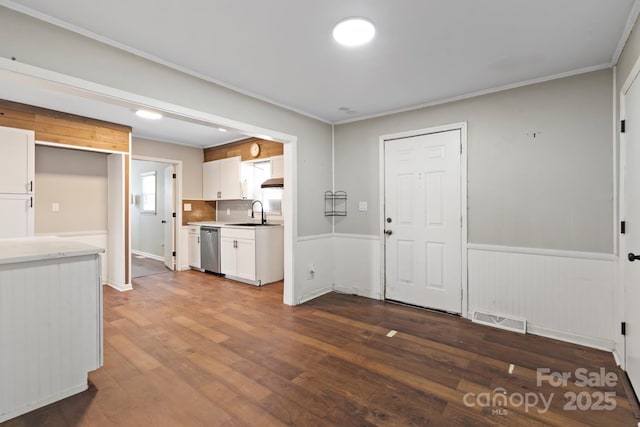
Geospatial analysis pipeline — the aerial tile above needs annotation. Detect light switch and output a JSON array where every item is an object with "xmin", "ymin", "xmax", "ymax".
[
  {"xmin": 358, "ymin": 201, "xmax": 368, "ymax": 212},
  {"xmin": 184, "ymin": 203, "xmax": 192, "ymax": 212},
  {"xmin": 51, "ymin": 202, "xmax": 60, "ymax": 212}
]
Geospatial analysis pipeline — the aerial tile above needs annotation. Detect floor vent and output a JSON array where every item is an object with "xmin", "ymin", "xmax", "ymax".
[{"xmin": 472, "ymin": 310, "xmax": 527, "ymax": 334}]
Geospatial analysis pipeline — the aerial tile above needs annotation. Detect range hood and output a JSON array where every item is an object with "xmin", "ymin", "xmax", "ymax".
[{"xmin": 261, "ymin": 177, "xmax": 284, "ymax": 188}]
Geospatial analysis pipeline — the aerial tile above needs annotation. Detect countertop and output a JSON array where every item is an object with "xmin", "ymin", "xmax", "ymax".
[
  {"xmin": 187, "ymin": 221, "xmax": 283, "ymax": 228},
  {"xmin": 0, "ymin": 236, "xmax": 104, "ymax": 265}
]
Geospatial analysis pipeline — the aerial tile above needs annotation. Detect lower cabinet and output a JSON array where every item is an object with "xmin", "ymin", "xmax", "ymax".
[
  {"xmin": 221, "ymin": 228, "xmax": 256, "ymax": 281},
  {"xmin": 188, "ymin": 225, "xmax": 201, "ymax": 269},
  {"xmin": 220, "ymin": 226, "xmax": 283, "ymax": 286}
]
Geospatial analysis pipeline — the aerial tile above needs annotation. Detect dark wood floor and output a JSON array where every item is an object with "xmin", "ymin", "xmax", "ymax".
[{"xmin": 2, "ymin": 270, "xmax": 636, "ymax": 426}]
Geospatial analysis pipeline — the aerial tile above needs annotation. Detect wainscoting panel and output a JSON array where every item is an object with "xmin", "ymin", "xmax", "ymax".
[
  {"xmin": 468, "ymin": 245, "xmax": 616, "ymax": 350},
  {"xmin": 295, "ymin": 234, "xmax": 334, "ymax": 304},
  {"xmin": 332, "ymin": 234, "xmax": 382, "ymax": 300}
]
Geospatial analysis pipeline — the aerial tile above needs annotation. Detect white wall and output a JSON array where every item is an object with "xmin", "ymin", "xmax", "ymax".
[
  {"xmin": 35, "ymin": 145, "xmax": 108, "ymax": 234},
  {"xmin": 0, "ymin": 7, "xmax": 334, "ymax": 303},
  {"xmin": 331, "ymin": 70, "xmax": 616, "ymax": 349},
  {"xmin": 335, "ymin": 70, "xmax": 614, "ymax": 253},
  {"xmin": 132, "ymin": 137, "xmax": 203, "ymax": 200},
  {"xmin": 0, "ymin": 7, "xmax": 332, "ymax": 238},
  {"xmin": 35, "ymin": 145, "xmax": 109, "ymax": 283}
]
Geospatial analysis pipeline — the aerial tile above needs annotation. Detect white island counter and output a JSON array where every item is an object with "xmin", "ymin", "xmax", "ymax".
[{"xmin": 0, "ymin": 237, "xmax": 104, "ymax": 423}]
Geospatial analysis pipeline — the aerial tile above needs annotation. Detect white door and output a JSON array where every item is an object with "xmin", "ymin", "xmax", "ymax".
[
  {"xmin": 163, "ymin": 165, "xmax": 175, "ymax": 270},
  {"xmin": 622, "ymin": 73, "xmax": 640, "ymax": 392},
  {"xmin": 384, "ymin": 130, "xmax": 462, "ymax": 313},
  {"xmin": 0, "ymin": 126, "xmax": 34, "ymax": 194}
]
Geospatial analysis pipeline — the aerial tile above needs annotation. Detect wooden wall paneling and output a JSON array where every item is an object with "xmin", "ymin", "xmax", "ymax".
[
  {"xmin": 182, "ymin": 200, "xmax": 217, "ymax": 225},
  {"xmin": 0, "ymin": 99, "xmax": 130, "ymax": 153},
  {"xmin": 204, "ymin": 137, "xmax": 283, "ymax": 162}
]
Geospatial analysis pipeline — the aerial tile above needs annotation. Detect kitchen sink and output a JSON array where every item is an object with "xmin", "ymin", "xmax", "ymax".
[{"xmin": 227, "ymin": 222, "xmax": 279, "ymax": 227}]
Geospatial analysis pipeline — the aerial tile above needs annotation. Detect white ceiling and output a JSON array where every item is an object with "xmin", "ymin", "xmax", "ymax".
[{"xmin": 0, "ymin": 0, "xmax": 638, "ymax": 137}]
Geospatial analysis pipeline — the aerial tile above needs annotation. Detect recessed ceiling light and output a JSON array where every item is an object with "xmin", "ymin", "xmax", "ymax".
[
  {"xmin": 333, "ymin": 17, "xmax": 375, "ymax": 47},
  {"xmin": 135, "ymin": 109, "xmax": 162, "ymax": 120},
  {"xmin": 218, "ymin": 127, "xmax": 227, "ymax": 132}
]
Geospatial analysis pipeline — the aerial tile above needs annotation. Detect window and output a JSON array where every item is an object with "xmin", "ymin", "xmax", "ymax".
[
  {"xmin": 140, "ymin": 171, "xmax": 156, "ymax": 214},
  {"xmin": 241, "ymin": 160, "xmax": 282, "ymax": 215}
]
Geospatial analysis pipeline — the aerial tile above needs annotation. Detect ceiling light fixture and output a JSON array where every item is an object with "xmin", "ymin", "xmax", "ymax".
[
  {"xmin": 135, "ymin": 109, "xmax": 162, "ymax": 120},
  {"xmin": 333, "ymin": 17, "xmax": 376, "ymax": 47},
  {"xmin": 218, "ymin": 127, "xmax": 227, "ymax": 132}
]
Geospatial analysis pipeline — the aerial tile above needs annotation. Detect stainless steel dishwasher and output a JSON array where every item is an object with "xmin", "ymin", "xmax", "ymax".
[{"xmin": 200, "ymin": 227, "xmax": 221, "ymax": 273}]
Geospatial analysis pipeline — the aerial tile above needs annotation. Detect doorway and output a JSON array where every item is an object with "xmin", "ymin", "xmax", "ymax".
[
  {"xmin": 131, "ymin": 158, "xmax": 178, "ymax": 278},
  {"xmin": 383, "ymin": 125, "xmax": 466, "ymax": 314}
]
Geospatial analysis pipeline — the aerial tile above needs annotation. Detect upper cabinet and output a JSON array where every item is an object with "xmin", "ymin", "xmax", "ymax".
[
  {"xmin": 202, "ymin": 160, "xmax": 220, "ymax": 200},
  {"xmin": 270, "ymin": 155, "xmax": 284, "ymax": 179},
  {"xmin": 0, "ymin": 126, "xmax": 34, "ymax": 194},
  {"xmin": 203, "ymin": 156, "xmax": 242, "ymax": 201},
  {"xmin": 0, "ymin": 126, "xmax": 35, "ymax": 238}
]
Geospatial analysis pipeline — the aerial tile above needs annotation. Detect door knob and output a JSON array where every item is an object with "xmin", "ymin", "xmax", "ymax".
[
  {"xmin": 629, "ymin": 253, "xmax": 640, "ymax": 262},
  {"xmin": 384, "ymin": 230, "xmax": 393, "ymax": 236},
  {"xmin": 161, "ymin": 220, "xmax": 167, "ymax": 224}
]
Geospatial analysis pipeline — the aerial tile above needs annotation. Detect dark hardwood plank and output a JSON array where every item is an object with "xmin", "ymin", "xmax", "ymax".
[{"xmin": 2, "ymin": 271, "xmax": 636, "ymax": 426}]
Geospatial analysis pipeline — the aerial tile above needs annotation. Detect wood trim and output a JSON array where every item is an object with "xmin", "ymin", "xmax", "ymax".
[
  {"xmin": 204, "ymin": 137, "xmax": 283, "ymax": 162},
  {"xmin": 0, "ymin": 99, "xmax": 130, "ymax": 153}
]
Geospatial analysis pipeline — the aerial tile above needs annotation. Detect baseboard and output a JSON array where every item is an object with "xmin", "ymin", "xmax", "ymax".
[
  {"xmin": 297, "ymin": 286, "xmax": 333, "ymax": 305},
  {"xmin": 527, "ymin": 324, "xmax": 614, "ymax": 352},
  {"xmin": 333, "ymin": 284, "xmax": 382, "ymax": 300},
  {"xmin": 131, "ymin": 250, "xmax": 164, "ymax": 262},
  {"xmin": 104, "ymin": 282, "xmax": 133, "ymax": 292},
  {"xmin": 613, "ymin": 349, "xmax": 623, "ymax": 367}
]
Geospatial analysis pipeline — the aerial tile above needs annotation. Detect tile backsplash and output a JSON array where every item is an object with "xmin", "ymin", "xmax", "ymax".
[{"xmin": 216, "ymin": 200, "xmax": 254, "ymax": 223}]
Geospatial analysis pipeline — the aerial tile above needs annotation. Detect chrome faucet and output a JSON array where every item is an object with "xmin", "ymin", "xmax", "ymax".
[{"xmin": 251, "ymin": 200, "xmax": 266, "ymax": 224}]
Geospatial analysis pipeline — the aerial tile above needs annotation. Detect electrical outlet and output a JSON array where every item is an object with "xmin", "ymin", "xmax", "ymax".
[
  {"xmin": 184, "ymin": 203, "xmax": 192, "ymax": 212},
  {"xmin": 359, "ymin": 201, "xmax": 368, "ymax": 211},
  {"xmin": 227, "ymin": 208, "xmax": 231, "ymax": 216},
  {"xmin": 247, "ymin": 209, "xmax": 252, "ymax": 217},
  {"xmin": 51, "ymin": 202, "xmax": 59, "ymax": 212},
  {"xmin": 306, "ymin": 264, "xmax": 316, "ymax": 280}
]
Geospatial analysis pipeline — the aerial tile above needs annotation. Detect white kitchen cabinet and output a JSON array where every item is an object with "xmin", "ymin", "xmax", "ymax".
[
  {"xmin": 220, "ymin": 226, "xmax": 283, "ymax": 286},
  {"xmin": 220, "ymin": 157, "xmax": 242, "ymax": 199},
  {"xmin": 202, "ymin": 160, "xmax": 220, "ymax": 201},
  {"xmin": 221, "ymin": 227, "xmax": 255, "ymax": 281},
  {"xmin": 0, "ymin": 194, "xmax": 33, "ymax": 239},
  {"xmin": 0, "ymin": 126, "xmax": 34, "ymax": 194},
  {"xmin": 0, "ymin": 127, "xmax": 34, "ymax": 238},
  {"xmin": 270, "ymin": 155, "xmax": 284, "ymax": 179},
  {"xmin": 188, "ymin": 225, "xmax": 201, "ymax": 270},
  {"xmin": 203, "ymin": 156, "xmax": 242, "ymax": 201}
]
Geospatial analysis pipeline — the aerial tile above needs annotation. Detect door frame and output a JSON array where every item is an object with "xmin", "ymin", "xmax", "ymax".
[
  {"xmin": 378, "ymin": 122, "xmax": 469, "ymax": 317},
  {"xmin": 132, "ymin": 155, "xmax": 182, "ymax": 274}
]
